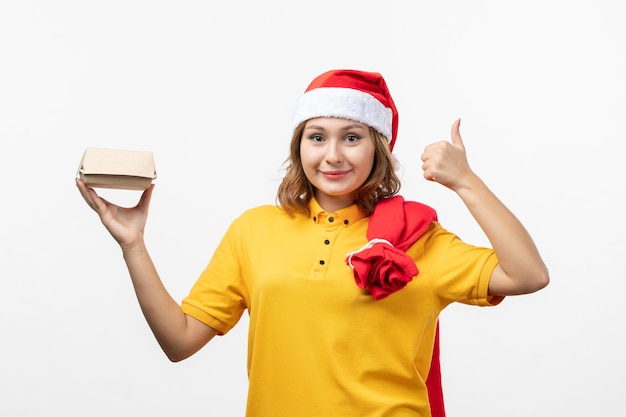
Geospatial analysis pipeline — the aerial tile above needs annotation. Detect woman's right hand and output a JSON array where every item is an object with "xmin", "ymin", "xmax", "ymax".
[{"xmin": 75, "ymin": 178, "xmax": 154, "ymax": 249}]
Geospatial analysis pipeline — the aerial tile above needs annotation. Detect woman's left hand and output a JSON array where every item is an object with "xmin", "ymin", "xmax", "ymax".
[{"xmin": 420, "ymin": 119, "xmax": 473, "ymax": 191}]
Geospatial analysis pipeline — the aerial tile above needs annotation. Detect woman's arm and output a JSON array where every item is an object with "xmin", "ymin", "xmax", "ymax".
[
  {"xmin": 76, "ymin": 179, "xmax": 218, "ymax": 361},
  {"xmin": 420, "ymin": 120, "xmax": 549, "ymax": 296}
]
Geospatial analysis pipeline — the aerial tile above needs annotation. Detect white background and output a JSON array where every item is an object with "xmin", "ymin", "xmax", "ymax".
[{"xmin": 1, "ymin": 1, "xmax": 624, "ymax": 416}]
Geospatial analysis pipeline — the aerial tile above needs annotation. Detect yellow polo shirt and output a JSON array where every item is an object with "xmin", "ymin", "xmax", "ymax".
[{"xmin": 181, "ymin": 199, "xmax": 501, "ymax": 417}]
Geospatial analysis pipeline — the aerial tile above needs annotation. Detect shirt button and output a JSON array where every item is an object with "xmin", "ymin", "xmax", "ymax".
[
  {"xmin": 324, "ymin": 239, "xmax": 330, "ymax": 245},
  {"xmin": 319, "ymin": 260, "xmax": 325, "ymax": 265},
  {"xmin": 328, "ymin": 217, "xmax": 334, "ymax": 222},
  {"xmin": 344, "ymin": 219, "xmax": 349, "ymax": 225}
]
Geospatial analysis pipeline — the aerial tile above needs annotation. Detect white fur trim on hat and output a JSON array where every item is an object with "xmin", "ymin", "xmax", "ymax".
[{"xmin": 291, "ymin": 87, "xmax": 393, "ymax": 142}]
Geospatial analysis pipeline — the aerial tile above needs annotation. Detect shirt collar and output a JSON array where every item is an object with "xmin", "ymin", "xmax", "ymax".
[{"xmin": 308, "ymin": 197, "xmax": 368, "ymax": 227}]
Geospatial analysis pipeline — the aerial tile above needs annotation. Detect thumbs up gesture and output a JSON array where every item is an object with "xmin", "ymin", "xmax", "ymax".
[{"xmin": 420, "ymin": 119, "xmax": 473, "ymax": 191}]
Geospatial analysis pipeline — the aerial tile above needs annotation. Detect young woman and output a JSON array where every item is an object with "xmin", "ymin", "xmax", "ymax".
[{"xmin": 76, "ymin": 69, "xmax": 549, "ymax": 417}]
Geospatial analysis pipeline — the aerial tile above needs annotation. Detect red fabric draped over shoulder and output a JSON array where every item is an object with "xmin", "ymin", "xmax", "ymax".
[{"xmin": 346, "ymin": 195, "xmax": 445, "ymax": 416}]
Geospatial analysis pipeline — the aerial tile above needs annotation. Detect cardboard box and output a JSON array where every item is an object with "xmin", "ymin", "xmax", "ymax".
[{"xmin": 77, "ymin": 147, "xmax": 157, "ymax": 190}]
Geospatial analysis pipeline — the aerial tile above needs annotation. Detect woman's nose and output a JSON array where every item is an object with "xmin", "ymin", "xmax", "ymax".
[{"xmin": 325, "ymin": 140, "xmax": 342, "ymax": 163}]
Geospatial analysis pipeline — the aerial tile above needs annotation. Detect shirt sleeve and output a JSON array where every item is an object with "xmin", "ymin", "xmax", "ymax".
[
  {"xmin": 181, "ymin": 216, "xmax": 249, "ymax": 335},
  {"xmin": 408, "ymin": 222, "xmax": 504, "ymax": 308}
]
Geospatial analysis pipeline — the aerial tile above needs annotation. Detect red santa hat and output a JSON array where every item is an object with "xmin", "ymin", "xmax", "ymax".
[{"xmin": 292, "ymin": 69, "xmax": 399, "ymax": 151}]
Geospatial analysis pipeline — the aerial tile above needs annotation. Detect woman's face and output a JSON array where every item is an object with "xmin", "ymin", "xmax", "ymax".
[{"xmin": 300, "ymin": 117, "xmax": 376, "ymax": 212}]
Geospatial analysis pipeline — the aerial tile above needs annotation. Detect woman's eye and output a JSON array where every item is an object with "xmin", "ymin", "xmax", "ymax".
[
  {"xmin": 345, "ymin": 134, "xmax": 360, "ymax": 143},
  {"xmin": 310, "ymin": 134, "xmax": 324, "ymax": 142}
]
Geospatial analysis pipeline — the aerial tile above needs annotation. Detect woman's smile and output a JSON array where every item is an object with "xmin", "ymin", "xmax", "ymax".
[{"xmin": 320, "ymin": 169, "xmax": 351, "ymax": 179}]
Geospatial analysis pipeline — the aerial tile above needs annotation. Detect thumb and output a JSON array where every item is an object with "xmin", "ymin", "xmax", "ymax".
[
  {"xmin": 136, "ymin": 183, "xmax": 155, "ymax": 212},
  {"xmin": 450, "ymin": 118, "xmax": 464, "ymax": 149}
]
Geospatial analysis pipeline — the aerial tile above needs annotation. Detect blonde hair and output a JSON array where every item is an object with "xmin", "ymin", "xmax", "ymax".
[{"xmin": 276, "ymin": 123, "xmax": 401, "ymax": 216}]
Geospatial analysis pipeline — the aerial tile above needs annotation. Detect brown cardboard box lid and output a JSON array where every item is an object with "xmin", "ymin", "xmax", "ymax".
[{"xmin": 77, "ymin": 147, "xmax": 157, "ymax": 190}]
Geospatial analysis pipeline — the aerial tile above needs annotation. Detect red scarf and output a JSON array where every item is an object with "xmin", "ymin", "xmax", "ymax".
[{"xmin": 345, "ymin": 195, "xmax": 446, "ymax": 417}]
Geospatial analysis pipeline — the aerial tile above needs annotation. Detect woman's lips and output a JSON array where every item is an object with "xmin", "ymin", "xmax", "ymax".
[{"xmin": 321, "ymin": 170, "xmax": 349, "ymax": 180}]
